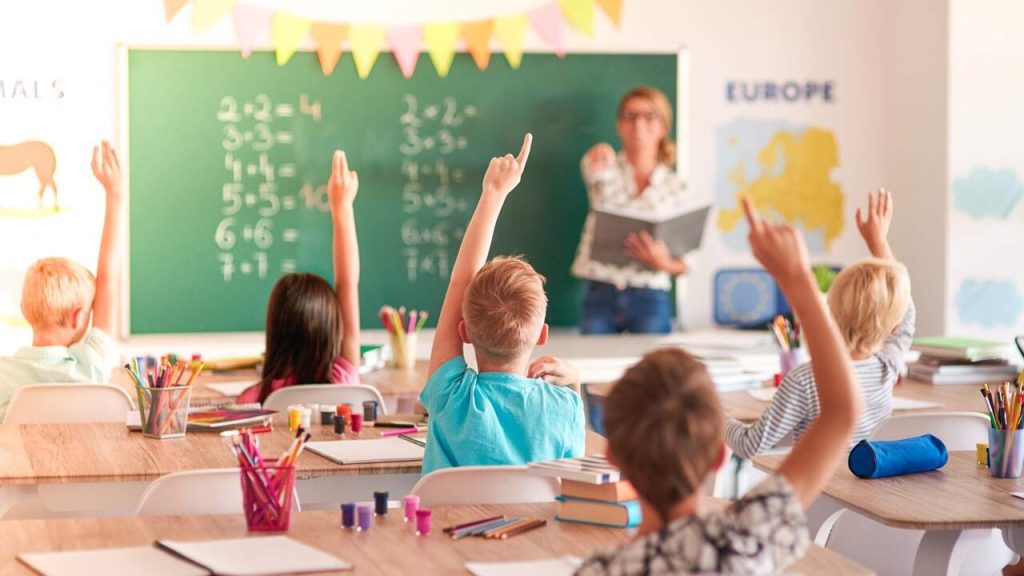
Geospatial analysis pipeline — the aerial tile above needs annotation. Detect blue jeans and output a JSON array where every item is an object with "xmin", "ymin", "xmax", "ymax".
[{"xmin": 579, "ymin": 281, "xmax": 673, "ymax": 334}]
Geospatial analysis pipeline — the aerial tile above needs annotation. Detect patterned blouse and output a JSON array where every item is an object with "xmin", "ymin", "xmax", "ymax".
[
  {"xmin": 571, "ymin": 152, "xmax": 688, "ymax": 291},
  {"xmin": 575, "ymin": 475, "xmax": 809, "ymax": 576}
]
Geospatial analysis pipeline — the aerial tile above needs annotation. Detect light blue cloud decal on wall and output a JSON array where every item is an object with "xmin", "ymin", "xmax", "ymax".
[
  {"xmin": 955, "ymin": 279, "xmax": 1024, "ymax": 327},
  {"xmin": 952, "ymin": 167, "xmax": 1024, "ymax": 219}
]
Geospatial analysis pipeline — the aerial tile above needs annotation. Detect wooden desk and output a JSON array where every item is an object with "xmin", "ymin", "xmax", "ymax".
[
  {"xmin": 0, "ymin": 503, "xmax": 872, "ymax": 576},
  {"xmin": 754, "ymin": 451, "xmax": 1024, "ymax": 575}
]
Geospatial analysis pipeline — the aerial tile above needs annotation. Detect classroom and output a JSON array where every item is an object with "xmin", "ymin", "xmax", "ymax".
[{"xmin": 1, "ymin": 0, "xmax": 1023, "ymax": 574}]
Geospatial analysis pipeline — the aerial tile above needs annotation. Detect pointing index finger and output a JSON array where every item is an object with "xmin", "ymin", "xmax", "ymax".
[
  {"xmin": 741, "ymin": 196, "xmax": 762, "ymax": 233},
  {"xmin": 517, "ymin": 133, "xmax": 533, "ymax": 166}
]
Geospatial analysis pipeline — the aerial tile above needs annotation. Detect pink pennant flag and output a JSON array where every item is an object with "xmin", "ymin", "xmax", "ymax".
[
  {"xmin": 387, "ymin": 26, "xmax": 422, "ymax": 78},
  {"xmin": 529, "ymin": 2, "xmax": 566, "ymax": 57},
  {"xmin": 232, "ymin": 4, "xmax": 273, "ymax": 59}
]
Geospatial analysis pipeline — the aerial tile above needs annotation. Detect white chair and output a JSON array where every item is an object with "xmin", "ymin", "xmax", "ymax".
[
  {"xmin": 824, "ymin": 412, "xmax": 1013, "ymax": 576},
  {"xmin": 410, "ymin": 466, "xmax": 560, "ymax": 506},
  {"xmin": 263, "ymin": 384, "xmax": 388, "ymax": 415},
  {"xmin": 3, "ymin": 383, "xmax": 134, "ymax": 424},
  {"xmin": 134, "ymin": 468, "xmax": 302, "ymax": 516}
]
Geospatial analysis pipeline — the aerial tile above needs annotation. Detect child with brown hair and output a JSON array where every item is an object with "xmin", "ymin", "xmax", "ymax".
[
  {"xmin": 575, "ymin": 197, "xmax": 864, "ymax": 575},
  {"xmin": 0, "ymin": 142, "xmax": 124, "ymax": 420},
  {"xmin": 420, "ymin": 134, "xmax": 586, "ymax": 475},
  {"xmin": 727, "ymin": 189, "xmax": 915, "ymax": 458},
  {"xmin": 239, "ymin": 151, "xmax": 362, "ymax": 404}
]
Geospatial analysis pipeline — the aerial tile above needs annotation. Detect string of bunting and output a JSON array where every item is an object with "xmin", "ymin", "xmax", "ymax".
[{"xmin": 163, "ymin": 0, "xmax": 624, "ymax": 78}]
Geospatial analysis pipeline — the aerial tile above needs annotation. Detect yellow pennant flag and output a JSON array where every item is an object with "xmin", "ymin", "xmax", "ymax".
[
  {"xmin": 494, "ymin": 15, "xmax": 528, "ymax": 70},
  {"xmin": 192, "ymin": 0, "xmax": 233, "ymax": 33},
  {"xmin": 273, "ymin": 12, "xmax": 311, "ymax": 66},
  {"xmin": 311, "ymin": 23, "xmax": 347, "ymax": 76},
  {"xmin": 559, "ymin": 0, "xmax": 595, "ymax": 36},
  {"xmin": 424, "ymin": 22, "xmax": 458, "ymax": 78},
  {"xmin": 461, "ymin": 20, "xmax": 494, "ymax": 70},
  {"xmin": 596, "ymin": 0, "xmax": 623, "ymax": 26},
  {"xmin": 164, "ymin": 0, "xmax": 189, "ymax": 22},
  {"xmin": 349, "ymin": 24, "xmax": 386, "ymax": 79}
]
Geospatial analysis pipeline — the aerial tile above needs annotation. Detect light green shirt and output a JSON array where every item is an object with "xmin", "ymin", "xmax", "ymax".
[{"xmin": 0, "ymin": 328, "xmax": 119, "ymax": 421}]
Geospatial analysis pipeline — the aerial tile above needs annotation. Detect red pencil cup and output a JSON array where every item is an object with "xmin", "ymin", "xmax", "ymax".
[
  {"xmin": 240, "ymin": 465, "xmax": 296, "ymax": 532},
  {"xmin": 139, "ymin": 385, "xmax": 192, "ymax": 439}
]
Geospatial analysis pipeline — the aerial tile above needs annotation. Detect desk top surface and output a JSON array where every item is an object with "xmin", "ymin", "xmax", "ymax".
[{"xmin": 0, "ymin": 502, "xmax": 872, "ymax": 575}]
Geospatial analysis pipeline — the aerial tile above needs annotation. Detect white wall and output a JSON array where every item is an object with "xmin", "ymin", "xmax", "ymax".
[
  {"xmin": 947, "ymin": 0, "xmax": 1024, "ymax": 341},
  {"xmin": 0, "ymin": 0, "xmax": 955, "ymax": 349}
]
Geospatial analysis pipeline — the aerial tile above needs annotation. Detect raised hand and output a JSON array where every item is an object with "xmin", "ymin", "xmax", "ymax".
[
  {"xmin": 742, "ymin": 196, "xmax": 810, "ymax": 289},
  {"xmin": 585, "ymin": 142, "xmax": 616, "ymax": 173},
  {"xmin": 90, "ymin": 141, "xmax": 122, "ymax": 199},
  {"xmin": 855, "ymin": 188, "xmax": 894, "ymax": 259},
  {"xmin": 482, "ymin": 133, "xmax": 532, "ymax": 199},
  {"xmin": 328, "ymin": 150, "xmax": 359, "ymax": 210}
]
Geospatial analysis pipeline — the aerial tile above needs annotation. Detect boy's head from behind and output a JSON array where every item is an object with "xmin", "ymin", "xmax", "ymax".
[
  {"xmin": 21, "ymin": 257, "xmax": 96, "ymax": 343},
  {"xmin": 605, "ymin": 348, "xmax": 725, "ymax": 522},
  {"xmin": 461, "ymin": 256, "xmax": 548, "ymax": 364},
  {"xmin": 261, "ymin": 273, "xmax": 340, "ymax": 399},
  {"xmin": 827, "ymin": 258, "xmax": 910, "ymax": 357}
]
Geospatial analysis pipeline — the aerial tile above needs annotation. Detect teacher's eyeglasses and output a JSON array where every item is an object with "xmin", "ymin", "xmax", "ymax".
[{"xmin": 618, "ymin": 111, "xmax": 659, "ymax": 123}]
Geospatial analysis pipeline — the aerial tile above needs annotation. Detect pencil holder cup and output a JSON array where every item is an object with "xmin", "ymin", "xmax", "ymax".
[
  {"xmin": 779, "ymin": 348, "xmax": 809, "ymax": 376},
  {"xmin": 387, "ymin": 333, "xmax": 418, "ymax": 370},
  {"xmin": 988, "ymin": 429, "xmax": 1024, "ymax": 478},
  {"xmin": 138, "ymin": 385, "xmax": 192, "ymax": 439},
  {"xmin": 241, "ymin": 465, "xmax": 296, "ymax": 532}
]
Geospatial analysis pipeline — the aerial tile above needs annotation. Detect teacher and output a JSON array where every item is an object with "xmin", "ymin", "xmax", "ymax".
[{"xmin": 571, "ymin": 86, "xmax": 688, "ymax": 334}]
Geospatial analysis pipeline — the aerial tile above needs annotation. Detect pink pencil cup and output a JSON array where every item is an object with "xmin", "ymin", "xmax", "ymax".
[{"xmin": 241, "ymin": 465, "xmax": 296, "ymax": 531}]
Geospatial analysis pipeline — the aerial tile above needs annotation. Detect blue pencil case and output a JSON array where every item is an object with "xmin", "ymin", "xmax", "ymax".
[{"xmin": 848, "ymin": 434, "xmax": 948, "ymax": 479}]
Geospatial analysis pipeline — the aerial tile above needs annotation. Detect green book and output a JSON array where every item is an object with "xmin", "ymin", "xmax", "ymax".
[{"xmin": 912, "ymin": 337, "xmax": 1012, "ymax": 361}]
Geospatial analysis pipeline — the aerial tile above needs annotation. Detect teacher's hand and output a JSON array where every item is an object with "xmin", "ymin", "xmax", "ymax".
[
  {"xmin": 584, "ymin": 143, "xmax": 616, "ymax": 173},
  {"xmin": 625, "ymin": 231, "xmax": 688, "ymax": 275}
]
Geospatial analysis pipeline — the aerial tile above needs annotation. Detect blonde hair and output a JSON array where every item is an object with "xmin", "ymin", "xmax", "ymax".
[
  {"xmin": 21, "ymin": 257, "xmax": 96, "ymax": 329},
  {"xmin": 618, "ymin": 85, "xmax": 676, "ymax": 167},
  {"xmin": 605, "ymin": 348, "xmax": 724, "ymax": 522},
  {"xmin": 827, "ymin": 258, "xmax": 911, "ymax": 356},
  {"xmin": 463, "ymin": 256, "xmax": 547, "ymax": 362}
]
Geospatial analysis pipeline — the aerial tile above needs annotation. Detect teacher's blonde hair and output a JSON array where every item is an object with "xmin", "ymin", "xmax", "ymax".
[{"xmin": 618, "ymin": 86, "xmax": 676, "ymax": 167}]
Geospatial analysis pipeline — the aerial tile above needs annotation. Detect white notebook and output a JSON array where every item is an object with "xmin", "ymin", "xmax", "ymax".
[
  {"xmin": 306, "ymin": 437, "xmax": 425, "ymax": 464},
  {"xmin": 466, "ymin": 556, "xmax": 583, "ymax": 576},
  {"xmin": 157, "ymin": 536, "xmax": 350, "ymax": 575},
  {"xmin": 19, "ymin": 546, "xmax": 207, "ymax": 576}
]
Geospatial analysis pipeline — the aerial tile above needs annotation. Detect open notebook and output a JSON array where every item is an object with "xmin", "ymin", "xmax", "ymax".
[
  {"xmin": 306, "ymin": 437, "xmax": 425, "ymax": 464},
  {"xmin": 19, "ymin": 536, "xmax": 350, "ymax": 576}
]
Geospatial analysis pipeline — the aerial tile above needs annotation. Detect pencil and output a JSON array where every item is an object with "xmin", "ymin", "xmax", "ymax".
[
  {"xmin": 444, "ymin": 515, "xmax": 504, "ymax": 534},
  {"xmin": 499, "ymin": 518, "xmax": 547, "ymax": 539},
  {"xmin": 485, "ymin": 517, "xmax": 533, "ymax": 539}
]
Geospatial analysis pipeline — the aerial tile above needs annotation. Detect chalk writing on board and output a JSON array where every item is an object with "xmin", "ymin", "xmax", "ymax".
[
  {"xmin": 398, "ymin": 94, "xmax": 476, "ymax": 282},
  {"xmin": 215, "ymin": 93, "xmax": 321, "ymax": 283}
]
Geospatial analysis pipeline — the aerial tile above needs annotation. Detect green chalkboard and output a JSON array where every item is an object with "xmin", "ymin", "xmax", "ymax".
[{"xmin": 127, "ymin": 49, "xmax": 677, "ymax": 334}]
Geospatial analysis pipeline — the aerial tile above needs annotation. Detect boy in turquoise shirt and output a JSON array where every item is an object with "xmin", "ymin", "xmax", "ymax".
[{"xmin": 420, "ymin": 134, "xmax": 586, "ymax": 475}]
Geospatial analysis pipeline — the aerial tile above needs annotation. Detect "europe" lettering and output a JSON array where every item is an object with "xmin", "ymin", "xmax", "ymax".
[{"xmin": 725, "ymin": 81, "xmax": 834, "ymax": 103}]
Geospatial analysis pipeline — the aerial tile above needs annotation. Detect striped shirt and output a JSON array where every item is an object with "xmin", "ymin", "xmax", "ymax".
[{"xmin": 726, "ymin": 300, "xmax": 916, "ymax": 459}]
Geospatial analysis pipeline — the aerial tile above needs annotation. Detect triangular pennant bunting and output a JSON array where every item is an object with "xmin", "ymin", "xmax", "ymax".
[
  {"xmin": 349, "ymin": 24, "xmax": 386, "ymax": 79},
  {"xmin": 424, "ymin": 22, "xmax": 459, "ymax": 77},
  {"xmin": 272, "ymin": 12, "xmax": 311, "ymax": 66},
  {"xmin": 387, "ymin": 26, "xmax": 422, "ymax": 78},
  {"xmin": 461, "ymin": 20, "xmax": 494, "ymax": 70},
  {"xmin": 596, "ymin": 0, "xmax": 623, "ymax": 27},
  {"xmin": 191, "ymin": 0, "xmax": 234, "ymax": 33},
  {"xmin": 529, "ymin": 3, "xmax": 566, "ymax": 57},
  {"xmin": 233, "ymin": 4, "xmax": 273, "ymax": 58},
  {"xmin": 311, "ymin": 23, "xmax": 347, "ymax": 75},
  {"xmin": 494, "ymin": 15, "xmax": 528, "ymax": 69},
  {"xmin": 559, "ymin": 0, "xmax": 595, "ymax": 36},
  {"xmin": 163, "ymin": 0, "xmax": 189, "ymax": 22}
]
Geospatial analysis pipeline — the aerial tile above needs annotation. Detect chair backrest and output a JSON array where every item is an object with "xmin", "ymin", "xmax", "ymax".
[
  {"xmin": 262, "ymin": 384, "xmax": 388, "ymax": 414},
  {"xmin": 3, "ymin": 383, "xmax": 134, "ymax": 424},
  {"xmin": 134, "ymin": 468, "xmax": 244, "ymax": 516},
  {"xmin": 870, "ymin": 411, "xmax": 990, "ymax": 450},
  {"xmin": 410, "ymin": 465, "xmax": 560, "ymax": 506}
]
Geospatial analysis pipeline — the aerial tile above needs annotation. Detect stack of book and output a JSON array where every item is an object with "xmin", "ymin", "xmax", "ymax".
[
  {"xmin": 527, "ymin": 456, "xmax": 642, "ymax": 528},
  {"xmin": 909, "ymin": 337, "xmax": 1021, "ymax": 385}
]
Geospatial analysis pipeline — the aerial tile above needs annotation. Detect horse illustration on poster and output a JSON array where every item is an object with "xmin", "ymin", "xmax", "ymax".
[{"xmin": 0, "ymin": 141, "xmax": 58, "ymax": 210}]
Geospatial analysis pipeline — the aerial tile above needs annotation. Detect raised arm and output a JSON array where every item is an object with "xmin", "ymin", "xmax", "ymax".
[
  {"xmin": 428, "ymin": 134, "xmax": 532, "ymax": 376},
  {"xmin": 327, "ymin": 151, "xmax": 361, "ymax": 367},
  {"xmin": 742, "ymin": 197, "xmax": 863, "ymax": 508},
  {"xmin": 855, "ymin": 188, "xmax": 894, "ymax": 260},
  {"xmin": 90, "ymin": 141, "xmax": 125, "ymax": 335}
]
